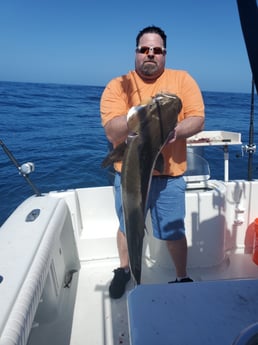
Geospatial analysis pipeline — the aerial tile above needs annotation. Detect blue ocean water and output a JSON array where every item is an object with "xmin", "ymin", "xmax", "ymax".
[{"xmin": 0, "ymin": 81, "xmax": 257, "ymax": 226}]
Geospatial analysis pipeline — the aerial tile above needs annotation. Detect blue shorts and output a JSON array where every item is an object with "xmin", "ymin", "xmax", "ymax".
[{"xmin": 114, "ymin": 173, "xmax": 186, "ymax": 241}]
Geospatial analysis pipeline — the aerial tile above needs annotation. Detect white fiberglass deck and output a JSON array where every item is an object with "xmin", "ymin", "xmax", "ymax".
[
  {"xmin": 70, "ymin": 253, "xmax": 258, "ymax": 345},
  {"xmin": 24, "ymin": 250, "xmax": 258, "ymax": 345}
]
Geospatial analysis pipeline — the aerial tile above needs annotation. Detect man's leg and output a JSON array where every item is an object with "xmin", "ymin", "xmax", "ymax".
[
  {"xmin": 117, "ymin": 228, "xmax": 129, "ymax": 268},
  {"xmin": 150, "ymin": 176, "xmax": 192, "ymax": 282},
  {"xmin": 166, "ymin": 236, "xmax": 187, "ymax": 278},
  {"xmin": 109, "ymin": 229, "xmax": 131, "ymax": 298},
  {"xmin": 109, "ymin": 172, "xmax": 131, "ymax": 298}
]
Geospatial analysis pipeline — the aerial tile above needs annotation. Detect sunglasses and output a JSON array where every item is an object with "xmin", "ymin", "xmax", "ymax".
[{"xmin": 136, "ymin": 46, "xmax": 166, "ymax": 55}]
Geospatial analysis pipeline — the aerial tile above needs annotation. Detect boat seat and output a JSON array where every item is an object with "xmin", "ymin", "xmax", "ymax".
[{"xmin": 184, "ymin": 148, "xmax": 210, "ymax": 183}]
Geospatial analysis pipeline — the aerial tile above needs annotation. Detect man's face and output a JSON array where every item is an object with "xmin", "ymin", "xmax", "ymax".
[{"xmin": 135, "ymin": 33, "xmax": 166, "ymax": 81}]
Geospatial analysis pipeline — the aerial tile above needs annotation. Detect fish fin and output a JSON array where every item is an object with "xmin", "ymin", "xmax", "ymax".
[
  {"xmin": 101, "ymin": 142, "xmax": 127, "ymax": 168},
  {"xmin": 154, "ymin": 153, "xmax": 165, "ymax": 173}
]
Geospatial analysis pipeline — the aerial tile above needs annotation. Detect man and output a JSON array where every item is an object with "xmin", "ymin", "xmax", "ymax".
[{"xmin": 100, "ymin": 25, "xmax": 205, "ymax": 299}]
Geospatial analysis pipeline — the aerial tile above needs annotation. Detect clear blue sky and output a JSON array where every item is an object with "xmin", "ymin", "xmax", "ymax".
[{"xmin": 0, "ymin": 0, "xmax": 253, "ymax": 93}]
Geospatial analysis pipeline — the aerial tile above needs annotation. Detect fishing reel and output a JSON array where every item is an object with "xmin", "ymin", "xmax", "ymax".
[
  {"xmin": 19, "ymin": 162, "xmax": 35, "ymax": 176},
  {"xmin": 236, "ymin": 143, "xmax": 256, "ymax": 158},
  {"xmin": 0, "ymin": 140, "xmax": 41, "ymax": 196},
  {"xmin": 242, "ymin": 143, "xmax": 257, "ymax": 155}
]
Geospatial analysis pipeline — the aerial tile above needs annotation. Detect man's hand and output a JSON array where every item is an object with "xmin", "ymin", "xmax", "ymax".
[{"xmin": 167, "ymin": 129, "xmax": 176, "ymax": 144}]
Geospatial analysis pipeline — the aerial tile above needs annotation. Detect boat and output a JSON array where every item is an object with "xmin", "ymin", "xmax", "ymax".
[{"xmin": 0, "ymin": 1, "xmax": 258, "ymax": 344}]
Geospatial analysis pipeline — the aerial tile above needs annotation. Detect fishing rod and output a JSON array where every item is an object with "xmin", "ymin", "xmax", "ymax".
[
  {"xmin": 237, "ymin": 0, "xmax": 258, "ymax": 180},
  {"xmin": 237, "ymin": 0, "xmax": 258, "ymax": 95},
  {"xmin": 0, "ymin": 139, "xmax": 41, "ymax": 196},
  {"xmin": 245, "ymin": 79, "xmax": 256, "ymax": 181}
]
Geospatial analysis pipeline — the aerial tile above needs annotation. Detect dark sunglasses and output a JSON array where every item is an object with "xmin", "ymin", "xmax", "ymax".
[{"xmin": 136, "ymin": 46, "xmax": 166, "ymax": 55}]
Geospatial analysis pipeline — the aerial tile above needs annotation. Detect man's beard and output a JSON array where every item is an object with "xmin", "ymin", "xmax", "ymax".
[{"xmin": 140, "ymin": 61, "xmax": 158, "ymax": 76}]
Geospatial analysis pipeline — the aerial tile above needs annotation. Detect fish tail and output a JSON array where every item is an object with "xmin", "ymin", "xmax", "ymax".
[{"xmin": 101, "ymin": 142, "xmax": 127, "ymax": 168}]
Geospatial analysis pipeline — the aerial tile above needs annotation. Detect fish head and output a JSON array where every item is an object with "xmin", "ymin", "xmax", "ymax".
[{"xmin": 127, "ymin": 93, "xmax": 182, "ymax": 143}]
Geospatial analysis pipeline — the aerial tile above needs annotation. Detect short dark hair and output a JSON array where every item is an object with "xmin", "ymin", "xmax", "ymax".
[{"xmin": 136, "ymin": 26, "xmax": 167, "ymax": 48}]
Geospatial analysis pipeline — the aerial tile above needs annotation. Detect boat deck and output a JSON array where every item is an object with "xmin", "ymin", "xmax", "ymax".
[
  {"xmin": 12, "ymin": 246, "xmax": 258, "ymax": 345},
  {"xmin": 22, "ymin": 181, "xmax": 258, "ymax": 345},
  {"xmin": 69, "ymin": 252, "xmax": 258, "ymax": 345}
]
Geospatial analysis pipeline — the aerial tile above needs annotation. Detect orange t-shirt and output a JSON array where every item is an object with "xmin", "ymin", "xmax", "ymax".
[{"xmin": 100, "ymin": 69, "xmax": 205, "ymax": 176}]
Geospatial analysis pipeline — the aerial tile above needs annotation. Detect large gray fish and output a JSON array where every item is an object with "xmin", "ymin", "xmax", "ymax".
[{"xmin": 102, "ymin": 93, "xmax": 182, "ymax": 284}]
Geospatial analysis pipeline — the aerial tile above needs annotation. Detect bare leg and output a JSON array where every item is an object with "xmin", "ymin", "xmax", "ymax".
[
  {"xmin": 109, "ymin": 229, "xmax": 131, "ymax": 299},
  {"xmin": 166, "ymin": 236, "xmax": 188, "ymax": 277},
  {"xmin": 117, "ymin": 228, "xmax": 129, "ymax": 268}
]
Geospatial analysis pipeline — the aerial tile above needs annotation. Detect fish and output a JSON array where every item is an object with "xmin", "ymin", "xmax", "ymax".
[{"xmin": 102, "ymin": 93, "xmax": 182, "ymax": 284}]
